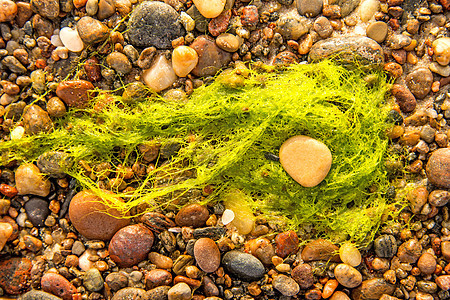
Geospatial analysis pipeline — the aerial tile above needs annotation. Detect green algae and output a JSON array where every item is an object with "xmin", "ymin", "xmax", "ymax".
[{"xmin": 1, "ymin": 60, "xmax": 399, "ymax": 244}]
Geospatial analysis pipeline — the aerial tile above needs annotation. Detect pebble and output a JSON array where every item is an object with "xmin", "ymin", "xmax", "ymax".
[
  {"xmin": 145, "ymin": 269, "xmax": 173, "ymax": 289},
  {"xmin": 291, "ymin": 263, "xmax": 314, "ymax": 289},
  {"xmin": 353, "ymin": 278, "xmax": 395, "ymax": 300},
  {"xmin": 109, "ymin": 224, "xmax": 154, "ymax": 267},
  {"xmin": 114, "ymin": 0, "xmax": 131, "ymax": 16},
  {"xmin": 168, "ymin": 282, "xmax": 191, "ymax": 300},
  {"xmin": 334, "ymin": 263, "xmax": 362, "ymax": 288},
  {"xmin": 37, "ymin": 151, "xmax": 73, "ymax": 178},
  {"xmin": 41, "ymin": 272, "xmax": 77, "ymax": 300},
  {"xmin": 432, "ymin": 37, "xmax": 450, "ymax": 66},
  {"xmin": 428, "ymin": 190, "xmax": 449, "ymax": 207},
  {"xmin": 30, "ymin": 0, "xmax": 59, "ymax": 19},
  {"xmin": 309, "ymin": 36, "xmax": 384, "ymax": 67},
  {"xmin": 222, "ymin": 250, "xmax": 265, "ymax": 281},
  {"xmin": 273, "ymin": 274, "xmax": 300, "ymax": 296},
  {"xmin": 314, "ymin": 16, "xmax": 333, "ymax": 38},
  {"xmin": 19, "ymin": 290, "xmax": 63, "ymax": 300},
  {"xmin": 246, "ymin": 237, "xmax": 275, "ymax": 265},
  {"xmin": 56, "ymin": 80, "xmax": 94, "ymax": 108},
  {"xmin": 209, "ymin": 9, "xmax": 231, "ymax": 36},
  {"xmin": 141, "ymin": 212, "xmax": 176, "ymax": 234},
  {"xmin": 339, "ymin": 242, "xmax": 361, "ymax": 267},
  {"xmin": 408, "ymin": 186, "xmax": 428, "ymax": 214},
  {"xmin": 2, "ymin": 56, "xmax": 27, "ymax": 74},
  {"xmin": 241, "ymin": 5, "xmax": 259, "ymax": 28},
  {"xmin": 32, "ymin": 15, "xmax": 54, "ymax": 39},
  {"xmin": 0, "ymin": 0, "xmax": 17, "ymax": 22},
  {"xmin": 442, "ymin": 241, "xmax": 450, "ymax": 261},
  {"xmin": 429, "ymin": 62, "xmax": 450, "ymax": 77},
  {"xmin": 148, "ymin": 252, "xmax": 173, "ymax": 269},
  {"xmin": 366, "ymin": 21, "xmax": 388, "ymax": 43},
  {"xmin": 194, "ymin": 238, "xmax": 220, "ymax": 273},
  {"xmin": 405, "ymin": 68, "xmax": 433, "ymax": 99},
  {"xmin": 84, "ymin": 268, "xmax": 104, "ymax": 292},
  {"xmin": 97, "ymin": 0, "xmax": 115, "ymax": 20},
  {"xmin": 426, "ymin": 148, "xmax": 450, "ymax": 189},
  {"xmin": 297, "ymin": 0, "xmax": 323, "ymax": 17},
  {"xmin": 86, "ymin": 0, "xmax": 98, "ymax": 15},
  {"xmin": 193, "ymin": 0, "xmax": 226, "ymax": 18},
  {"xmin": 331, "ymin": 0, "xmax": 360, "ymax": 17},
  {"xmin": 15, "ymin": 163, "xmax": 51, "ymax": 197},
  {"xmin": 46, "ymin": 97, "xmax": 67, "ymax": 117},
  {"xmin": 302, "ymin": 239, "xmax": 340, "ymax": 262},
  {"xmin": 24, "ymin": 198, "xmax": 50, "ymax": 227},
  {"xmin": 172, "ymin": 46, "xmax": 198, "ymax": 77},
  {"xmin": 359, "ymin": 0, "xmax": 379, "ymax": 21},
  {"xmin": 31, "ymin": 69, "xmax": 46, "ymax": 93},
  {"xmin": 279, "ymin": 135, "xmax": 332, "ymax": 187},
  {"xmin": 147, "ymin": 286, "xmax": 171, "ymax": 300},
  {"xmin": 22, "ymin": 104, "xmax": 53, "ymax": 135},
  {"xmin": 216, "ymin": 33, "xmax": 240, "ymax": 52},
  {"xmin": 59, "ymin": 27, "xmax": 84, "ymax": 52},
  {"xmin": 276, "ymin": 17, "xmax": 309, "ymax": 40},
  {"xmin": 142, "ymin": 54, "xmax": 177, "ymax": 93},
  {"xmin": 386, "ymin": 34, "xmax": 411, "ymax": 50},
  {"xmin": 391, "ymin": 84, "xmax": 416, "ymax": 113},
  {"xmin": 175, "ymin": 203, "xmax": 209, "ymax": 228},
  {"xmin": 111, "ymin": 288, "xmax": 148, "ymax": 300},
  {"xmin": 397, "ymin": 239, "xmax": 423, "ymax": 263},
  {"xmin": 15, "ymin": 2, "xmax": 32, "ymax": 27},
  {"xmin": 330, "ymin": 291, "xmax": 351, "ymax": 300},
  {"xmin": 417, "ymin": 252, "xmax": 436, "ymax": 275},
  {"xmin": 190, "ymin": 35, "xmax": 232, "ymax": 77},
  {"xmin": 105, "ymin": 52, "xmax": 132, "ymax": 75},
  {"xmin": 68, "ymin": 189, "xmax": 130, "ymax": 240},
  {"xmin": 274, "ymin": 230, "xmax": 299, "ymax": 258},
  {"xmin": 105, "ymin": 272, "xmax": 128, "ymax": 292},
  {"xmin": 0, "ymin": 257, "xmax": 32, "ymax": 294},
  {"xmin": 436, "ymin": 276, "xmax": 450, "ymax": 291},
  {"xmin": 128, "ymin": 1, "xmax": 185, "ymax": 49},
  {"xmin": 0, "ymin": 222, "xmax": 12, "ymax": 251},
  {"xmin": 76, "ymin": 16, "xmax": 110, "ymax": 44}
]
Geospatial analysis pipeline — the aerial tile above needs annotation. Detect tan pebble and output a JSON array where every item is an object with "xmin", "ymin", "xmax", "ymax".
[
  {"xmin": 275, "ymin": 263, "xmax": 290, "ymax": 273},
  {"xmin": 339, "ymin": 242, "xmax": 361, "ymax": 267},
  {"xmin": 366, "ymin": 21, "xmax": 388, "ymax": 43},
  {"xmin": 407, "ymin": 52, "xmax": 418, "ymax": 64},
  {"xmin": 143, "ymin": 55, "xmax": 177, "ymax": 92},
  {"xmin": 192, "ymin": 0, "xmax": 226, "ymax": 18},
  {"xmin": 216, "ymin": 33, "xmax": 240, "ymax": 52},
  {"xmin": 334, "ymin": 263, "xmax": 362, "ymax": 288},
  {"xmin": 417, "ymin": 252, "xmax": 436, "ymax": 275},
  {"xmin": 330, "ymin": 291, "xmax": 350, "ymax": 300},
  {"xmin": 15, "ymin": 163, "xmax": 51, "ymax": 197},
  {"xmin": 387, "ymin": 125, "xmax": 404, "ymax": 140},
  {"xmin": 185, "ymin": 265, "xmax": 201, "ymax": 279},
  {"xmin": 271, "ymin": 255, "xmax": 283, "ymax": 266},
  {"xmin": 0, "ymin": 222, "xmax": 13, "ymax": 251},
  {"xmin": 172, "ymin": 46, "xmax": 198, "ymax": 77},
  {"xmin": 279, "ymin": 135, "xmax": 332, "ymax": 187},
  {"xmin": 148, "ymin": 252, "xmax": 173, "ymax": 269},
  {"xmin": 360, "ymin": 0, "xmax": 380, "ymax": 21},
  {"xmin": 432, "ymin": 37, "xmax": 450, "ymax": 66}
]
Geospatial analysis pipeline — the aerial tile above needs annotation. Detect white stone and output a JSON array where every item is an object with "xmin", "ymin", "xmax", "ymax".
[
  {"xmin": 429, "ymin": 61, "xmax": 450, "ymax": 77},
  {"xmin": 221, "ymin": 209, "xmax": 235, "ymax": 225},
  {"xmin": 172, "ymin": 46, "xmax": 198, "ymax": 77},
  {"xmin": 433, "ymin": 37, "xmax": 450, "ymax": 66},
  {"xmin": 359, "ymin": 0, "xmax": 380, "ymax": 22},
  {"xmin": 10, "ymin": 126, "xmax": 25, "ymax": 140},
  {"xmin": 339, "ymin": 242, "xmax": 361, "ymax": 267},
  {"xmin": 193, "ymin": 0, "xmax": 226, "ymax": 18},
  {"xmin": 279, "ymin": 135, "xmax": 332, "ymax": 187},
  {"xmin": 142, "ymin": 55, "xmax": 177, "ymax": 92},
  {"xmin": 180, "ymin": 12, "xmax": 195, "ymax": 32},
  {"xmin": 79, "ymin": 249, "xmax": 96, "ymax": 271},
  {"xmin": 50, "ymin": 34, "xmax": 64, "ymax": 47},
  {"xmin": 0, "ymin": 222, "xmax": 13, "ymax": 251},
  {"xmin": 15, "ymin": 163, "xmax": 51, "ymax": 197},
  {"xmin": 59, "ymin": 27, "xmax": 84, "ymax": 52}
]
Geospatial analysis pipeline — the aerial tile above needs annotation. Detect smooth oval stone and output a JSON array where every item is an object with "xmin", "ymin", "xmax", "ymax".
[
  {"xmin": 41, "ymin": 272, "xmax": 77, "ymax": 300},
  {"xmin": 222, "ymin": 250, "xmax": 265, "ymax": 281},
  {"xmin": 309, "ymin": 36, "xmax": 384, "ymax": 68},
  {"xmin": 19, "ymin": 290, "xmax": 63, "ymax": 300},
  {"xmin": 15, "ymin": 163, "xmax": 51, "ymax": 197},
  {"xmin": 334, "ymin": 263, "xmax": 362, "ymax": 288},
  {"xmin": 68, "ymin": 189, "xmax": 130, "ymax": 240},
  {"xmin": 175, "ymin": 203, "xmax": 209, "ymax": 228},
  {"xmin": 301, "ymin": 239, "xmax": 340, "ymax": 262},
  {"xmin": 291, "ymin": 263, "xmax": 314, "ymax": 289},
  {"xmin": 426, "ymin": 148, "xmax": 450, "ymax": 189},
  {"xmin": 366, "ymin": 21, "xmax": 388, "ymax": 43},
  {"xmin": 190, "ymin": 35, "xmax": 232, "ymax": 77},
  {"xmin": 397, "ymin": 239, "xmax": 422, "ymax": 264},
  {"xmin": 24, "ymin": 198, "xmax": 50, "ymax": 227},
  {"xmin": 417, "ymin": 253, "xmax": 436, "ymax": 275},
  {"xmin": 273, "ymin": 274, "xmax": 300, "ymax": 296},
  {"xmin": 194, "ymin": 238, "xmax": 220, "ymax": 273},
  {"xmin": 145, "ymin": 269, "xmax": 172, "ymax": 289},
  {"xmin": 216, "ymin": 33, "xmax": 240, "ymax": 52},
  {"xmin": 76, "ymin": 16, "xmax": 110, "ymax": 44},
  {"xmin": 359, "ymin": 0, "xmax": 379, "ymax": 21},
  {"xmin": 142, "ymin": 55, "xmax": 177, "ymax": 93},
  {"xmin": 105, "ymin": 52, "xmax": 132, "ymax": 75},
  {"xmin": 339, "ymin": 242, "xmax": 361, "ymax": 267},
  {"xmin": 172, "ymin": 46, "xmax": 198, "ymax": 77},
  {"xmin": 84, "ymin": 268, "xmax": 104, "ymax": 292},
  {"xmin": 59, "ymin": 27, "xmax": 84, "ymax": 52},
  {"xmin": 432, "ymin": 37, "xmax": 450, "ymax": 66},
  {"xmin": 374, "ymin": 235, "xmax": 397, "ymax": 258},
  {"xmin": 0, "ymin": 0, "xmax": 17, "ymax": 22},
  {"xmin": 297, "ymin": 0, "xmax": 323, "ymax": 17},
  {"xmin": 111, "ymin": 287, "xmax": 148, "ymax": 300},
  {"xmin": 275, "ymin": 230, "xmax": 299, "ymax": 258},
  {"xmin": 405, "ymin": 68, "xmax": 433, "ymax": 99},
  {"xmin": 279, "ymin": 135, "xmax": 332, "ymax": 187},
  {"xmin": 352, "ymin": 278, "xmax": 395, "ymax": 300},
  {"xmin": 22, "ymin": 104, "xmax": 53, "ymax": 135},
  {"xmin": 56, "ymin": 80, "xmax": 94, "ymax": 108},
  {"xmin": 168, "ymin": 282, "xmax": 191, "ymax": 300},
  {"xmin": 193, "ymin": 0, "xmax": 226, "ymax": 18}
]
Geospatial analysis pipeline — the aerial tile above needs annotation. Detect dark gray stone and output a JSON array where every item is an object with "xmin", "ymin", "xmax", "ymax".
[
  {"xmin": 374, "ymin": 235, "xmax": 397, "ymax": 258},
  {"xmin": 24, "ymin": 198, "xmax": 50, "ymax": 227},
  {"xmin": 222, "ymin": 250, "xmax": 265, "ymax": 281},
  {"xmin": 193, "ymin": 227, "xmax": 227, "ymax": 240},
  {"xmin": 127, "ymin": 1, "xmax": 185, "ymax": 49}
]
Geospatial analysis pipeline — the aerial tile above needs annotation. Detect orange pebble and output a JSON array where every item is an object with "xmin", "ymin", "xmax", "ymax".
[
  {"xmin": 431, "ymin": 81, "xmax": 440, "ymax": 93},
  {"xmin": 322, "ymin": 279, "xmax": 339, "ymax": 299}
]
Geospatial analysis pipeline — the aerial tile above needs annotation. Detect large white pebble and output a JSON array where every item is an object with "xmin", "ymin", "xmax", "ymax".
[
  {"xmin": 172, "ymin": 46, "xmax": 198, "ymax": 77},
  {"xmin": 279, "ymin": 135, "xmax": 332, "ymax": 187},
  {"xmin": 339, "ymin": 242, "xmax": 361, "ymax": 267},
  {"xmin": 10, "ymin": 126, "xmax": 25, "ymax": 140},
  {"xmin": 359, "ymin": 0, "xmax": 380, "ymax": 22},
  {"xmin": 433, "ymin": 37, "xmax": 450, "ymax": 66},
  {"xmin": 59, "ymin": 27, "xmax": 84, "ymax": 52},
  {"xmin": 142, "ymin": 55, "xmax": 177, "ymax": 92},
  {"xmin": 193, "ymin": 0, "xmax": 226, "ymax": 18}
]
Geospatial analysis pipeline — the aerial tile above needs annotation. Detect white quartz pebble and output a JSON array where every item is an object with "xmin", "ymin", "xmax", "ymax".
[
  {"xmin": 221, "ymin": 209, "xmax": 235, "ymax": 225},
  {"xmin": 172, "ymin": 46, "xmax": 198, "ymax": 77},
  {"xmin": 142, "ymin": 55, "xmax": 177, "ymax": 92},
  {"xmin": 59, "ymin": 27, "xmax": 84, "ymax": 52},
  {"xmin": 192, "ymin": 0, "xmax": 226, "ymax": 18}
]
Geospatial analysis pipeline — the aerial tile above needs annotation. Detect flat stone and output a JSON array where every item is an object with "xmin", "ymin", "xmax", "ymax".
[
  {"xmin": 279, "ymin": 135, "xmax": 332, "ymax": 187},
  {"xmin": 297, "ymin": 0, "xmax": 323, "ymax": 17},
  {"xmin": 128, "ymin": 1, "xmax": 185, "ymax": 49},
  {"xmin": 22, "ymin": 104, "xmax": 53, "ymax": 135},
  {"xmin": 216, "ymin": 33, "xmax": 240, "ymax": 52},
  {"xmin": 68, "ymin": 189, "xmax": 130, "ymax": 240},
  {"xmin": 172, "ymin": 46, "xmax": 198, "ymax": 77},
  {"xmin": 142, "ymin": 54, "xmax": 177, "ymax": 93},
  {"xmin": 111, "ymin": 287, "xmax": 149, "ymax": 300},
  {"xmin": 190, "ymin": 35, "xmax": 232, "ymax": 77},
  {"xmin": 334, "ymin": 263, "xmax": 362, "ymax": 288},
  {"xmin": 222, "ymin": 250, "xmax": 265, "ymax": 281},
  {"xmin": 405, "ymin": 68, "xmax": 433, "ymax": 99},
  {"xmin": 0, "ymin": 257, "xmax": 32, "ymax": 295},
  {"xmin": 76, "ymin": 16, "xmax": 110, "ymax": 44},
  {"xmin": 193, "ymin": 0, "xmax": 226, "ymax": 18},
  {"xmin": 432, "ymin": 37, "xmax": 450, "ymax": 66},
  {"xmin": 19, "ymin": 290, "xmax": 63, "ymax": 300},
  {"xmin": 41, "ymin": 272, "xmax": 77, "ymax": 300},
  {"xmin": 436, "ymin": 276, "xmax": 450, "ymax": 291},
  {"xmin": 301, "ymin": 239, "xmax": 341, "ymax": 262},
  {"xmin": 30, "ymin": 0, "xmax": 59, "ymax": 19},
  {"xmin": 175, "ymin": 203, "xmax": 209, "ymax": 228},
  {"xmin": 109, "ymin": 224, "xmax": 154, "ymax": 267},
  {"xmin": 273, "ymin": 274, "xmax": 300, "ymax": 296},
  {"xmin": 275, "ymin": 230, "xmax": 299, "ymax": 258},
  {"xmin": 0, "ymin": 0, "xmax": 17, "ymax": 22},
  {"xmin": 2, "ymin": 56, "xmax": 27, "ymax": 74},
  {"xmin": 426, "ymin": 148, "xmax": 450, "ymax": 188},
  {"xmin": 352, "ymin": 278, "xmax": 395, "ymax": 300},
  {"xmin": 15, "ymin": 163, "xmax": 51, "ymax": 197},
  {"xmin": 56, "ymin": 80, "xmax": 94, "ymax": 108},
  {"xmin": 366, "ymin": 21, "xmax": 388, "ymax": 43},
  {"xmin": 429, "ymin": 62, "xmax": 450, "ymax": 77},
  {"xmin": 194, "ymin": 238, "xmax": 220, "ymax": 273},
  {"xmin": 359, "ymin": 0, "xmax": 379, "ymax": 21}
]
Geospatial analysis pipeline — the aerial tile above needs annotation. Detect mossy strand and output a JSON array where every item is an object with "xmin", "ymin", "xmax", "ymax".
[{"xmin": 2, "ymin": 60, "xmax": 398, "ymax": 244}]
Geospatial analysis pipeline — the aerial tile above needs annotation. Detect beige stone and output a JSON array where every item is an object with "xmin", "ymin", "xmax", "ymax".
[
  {"xmin": 142, "ymin": 55, "xmax": 177, "ymax": 92},
  {"xmin": 279, "ymin": 135, "xmax": 332, "ymax": 187},
  {"xmin": 433, "ymin": 37, "xmax": 450, "ymax": 66},
  {"xmin": 192, "ymin": 0, "xmax": 226, "ymax": 18},
  {"xmin": 15, "ymin": 163, "xmax": 51, "ymax": 197},
  {"xmin": 172, "ymin": 46, "xmax": 198, "ymax": 77},
  {"xmin": 0, "ymin": 222, "xmax": 13, "ymax": 251},
  {"xmin": 339, "ymin": 242, "xmax": 361, "ymax": 267}
]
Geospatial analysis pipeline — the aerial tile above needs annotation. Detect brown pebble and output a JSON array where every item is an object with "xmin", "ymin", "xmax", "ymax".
[
  {"xmin": 145, "ymin": 269, "xmax": 172, "ymax": 289},
  {"xmin": 56, "ymin": 80, "xmax": 95, "ymax": 108},
  {"xmin": 208, "ymin": 10, "xmax": 231, "ymax": 37},
  {"xmin": 301, "ymin": 239, "xmax": 340, "ymax": 262},
  {"xmin": 0, "ymin": 0, "xmax": 17, "ymax": 22},
  {"xmin": 0, "ymin": 257, "xmax": 32, "ymax": 295},
  {"xmin": 426, "ymin": 148, "xmax": 450, "ymax": 189},
  {"xmin": 334, "ymin": 263, "xmax": 362, "ymax": 288},
  {"xmin": 148, "ymin": 252, "xmax": 173, "ymax": 269},
  {"xmin": 391, "ymin": 84, "xmax": 416, "ymax": 113},
  {"xmin": 405, "ymin": 68, "xmax": 433, "ymax": 99},
  {"xmin": 366, "ymin": 21, "xmax": 388, "ymax": 43},
  {"xmin": 194, "ymin": 238, "xmax": 220, "ymax": 273},
  {"xmin": 417, "ymin": 252, "xmax": 436, "ymax": 275},
  {"xmin": 291, "ymin": 263, "xmax": 314, "ymax": 289},
  {"xmin": 46, "ymin": 97, "xmax": 67, "ymax": 118},
  {"xmin": 384, "ymin": 62, "xmax": 403, "ymax": 78},
  {"xmin": 275, "ymin": 230, "xmax": 299, "ymax": 258},
  {"xmin": 436, "ymin": 275, "xmax": 450, "ymax": 290},
  {"xmin": 397, "ymin": 239, "xmax": 422, "ymax": 263},
  {"xmin": 173, "ymin": 275, "xmax": 202, "ymax": 289},
  {"xmin": 22, "ymin": 104, "xmax": 53, "ymax": 135},
  {"xmin": 41, "ymin": 272, "xmax": 77, "ymax": 300},
  {"xmin": 175, "ymin": 203, "xmax": 209, "ymax": 228}
]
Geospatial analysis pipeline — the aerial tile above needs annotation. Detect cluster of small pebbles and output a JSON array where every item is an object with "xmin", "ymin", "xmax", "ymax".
[{"xmin": 0, "ymin": 0, "xmax": 449, "ymax": 299}]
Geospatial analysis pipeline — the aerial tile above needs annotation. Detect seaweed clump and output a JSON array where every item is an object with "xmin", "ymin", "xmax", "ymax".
[{"xmin": 1, "ymin": 60, "xmax": 397, "ymax": 244}]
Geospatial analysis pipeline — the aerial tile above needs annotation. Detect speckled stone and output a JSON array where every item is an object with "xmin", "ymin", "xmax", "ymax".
[
  {"xmin": 76, "ymin": 16, "xmax": 110, "ymax": 44},
  {"xmin": 19, "ymin": 290, "xmax": 63, "ymax": 300},
  {"xmin": 22, "ymin": 104, "xmax": 53, "ymax": 135},
  {"xmin": 374, "ymin": 235, "xmax": 397, "ymax": 258},
  {"xmin": 405, "ymin": 68, "xmax": 433, "ymax": 99},
  {"xmin": 30, "ymin": 0, "xmax": 59, "ymax": 19},
  {"xmin": 352, "ymin": 278, "xmax": 395, "ymax": 300},
  {"xmin": 0, "ymin": 0, "xmax": 17, "ymax": 22},
  {"xmin": 273, "ymin": 274, "xmax": 300, "ymax": 296},
  {"xmin": 275, "ymin": 230, "xmax": 299, "ymax": 258},
  {"xmin": 426, "ymin": 148, "xmax": 450, "ymax": 189},
  {"xmin": 391, "ymin": 84, "xmax": 416, "ymax": 113},
  {"xmin": 397, "ymin": 239, "xmax": 422, "ymax": 263},
  {"xmin": 37, "ymin": 151, "xmax": 73, "ymax": 178},
  {"xmin": 41, "ymin": 272, "xmax": 77, "ymax": 300},
  {"xmin": 334, "ymin": 264, "xmax": 362, "ymax": 288},
  {"xmin": 291, "ymin": 263, "xmax": 314, "ymax": 289},
  {"xmin": 56, "ymin": 80, "xmax": 94, "ymax": 108},
  {"xmin": 0, "ymin": 257, "xmax": 32, "ymax": 295},
  {"xmin": 194, "ymin": 238, "xmax": 220, "ymax": 273},
  {"xmin": 301, "ymin": 239, "xmax": 340, "ymax": 262},
  {"xmin": 111, "ymin": 287, "xmax": 149, "ymax": 300},
  {"xmin": 190, "ymin": 35, "xmax": 232, "ymax": 77}
]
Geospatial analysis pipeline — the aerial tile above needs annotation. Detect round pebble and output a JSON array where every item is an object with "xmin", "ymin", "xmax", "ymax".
[
  {"xmin": 194, "ymin": 238, "xmax": 220, "ymax": 273},
  {"xmin": 76, "ymin": 16, "xmax": 110, "ymax": 44},
  {"xmin": 339, "ymin": 242, "xmax": 361, "ymax": 267},
  {"xmin": 145, "ymin": 269, "xmax": 173, "ymax": 289},
  {"xmin": 192, "ymin": 0, "xmax": 226, "ymax": 18},
  {"xmin": 292, "ymin": 263, "xmax": 314, "ymax": 289},
  {"xmin": 168, "ymin": 282, "xmax": 191, "ymax": 300},
  {"xmin": 428, "ymin": 190, "xmax": 449, "ymax": 207},
  {"xmin": 301, "ymin": 239, "xmax": 340, "ymax": 262},
  {"xmin": 397, "ymin": 239, "xmax": 423, "ymax": 263},
  {"xmin": 279, "ymin": 135, "xmax": 332, "ymax": 187},
  {"xmin": 22, "ymin": 104, "xmax": 53, "ymax": 135},
  {"xmin": 216, "ymin": 33, "xmax": 240, "ymax": 53},
  {"xmin": 84, "ymin": 268, "xmax": 104, "ymax": 292},
  {"xmin": 417, "ymin": 252, "xmax": 436, "ymax": 275},
  {"xmin": 405, "ymin": 68, "xmax": 433, "ymax": 99},
  {"xmin": 374, "ymin": 235, "xmax": 397, "ymax": 258},
  {"xmin": 175, "ymin": 203, "xmax": 209, "ymax": 228},
  {"xmin": 222, "ymin": 250, "xmax": 265, "ymax": 281},
  {"xmin": 15, "ymin": 163, "xmax": 51, "ymax": 197},
  {"xmin": 0, "ymin": 0, "xmax": 17, "ymax": 22},
  {"xmin": 172, "ymin": 46, "xmax": 198, "ymax": 77},
  {"xmin": 366, "ymin": 21, "xmax": 388, "ymax": 43},
  {"xmin": 426, "ymin": 148, "xmax": 450, "ymax": 189},
  {"xmin": 105, "ymin": 52, "xmax": 132, "ymax": 75},
  {"xmin": 275, "ymin": 230, "xmax": 299, "ymax": 258},
  {"xmin": 24, "ymin": 198, "xmax": 50, "ymax": 227},
  {"xmin": 41, "ymin": 273, "xmax": 77, "ymax": 300},
  {"xmin": 46, "ymin": 97, "xmax": 67, "ymax": 117},
  {"xmin": 111, "ymin": 288, "xmax": 148, "ymax": 300},
  {"xmin": 59, "ymin": 27, "xmax": 84, "ymax": 52},
  {"xmin": 273, "ymin": 274, "xmax": 300, "ymax": 296},
  {"xmin": 297, "ymin": 0, "xmax": 323, "ymax": 17},
  {"xmin": 334, "ymin": 263, "xmax": 362, "ymax": 288}
]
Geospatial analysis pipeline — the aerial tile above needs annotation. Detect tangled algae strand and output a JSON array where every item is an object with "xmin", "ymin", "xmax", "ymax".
[{"xmin": 1, "ymin": 60, "xmax": 398, "ymax": 244}]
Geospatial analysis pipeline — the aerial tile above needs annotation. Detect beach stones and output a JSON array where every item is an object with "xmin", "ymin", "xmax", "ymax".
[
  {"xmin": 275, "ymin": 230, "xmax": 299, "ymax": 258},
  {"xmin": 309, "ymin": 36, "xmax": 384, "ymax": 68},
  {"xmin": 426, "ymin": 148, "xmax": 450, "ymax": 189},
  {"xmin": 22, "ymin": 104, "xmax": 53, "ymax": 135},
  {"xmin": 0, "ymin": 257, "xmax": 32, "ymax": 294},
  {"xmin": 56, "ymin": 80, "xmax": 94, "ymax": 108},
  {"xmin": 109, "ymin": 224, "xmax": 154, "ymax": 267},
  {"xmin": 76, "ymin": 16, "xmax": 110, "ymax": 44},
  {"xmin": 0, "ymin": 222, "xmax": 13, "ymax": 251},
  {"xmin": 41, "ymin": 272, "xmax": 77, "ymax": 300},
  {"xmin": 391, "ymin": 84, "xmax": 416, "ymax": 113},
  {"xmin": 405, "ymin": 68, "xmax": 433, "ymax": 99},
  {"xmin": 175, "ymin": 203, "xmax": 209, "ymax": 228},
  {"xmin": 111, "ymin": 288, "xmax": 148, "ymax": 300},
  {"xmin": 24, "ymin": 198, "xmax": 50, "ymax": 227},
  {"xmin": 301, "ymin": 239, "xmax": 340, "ymax": 262},
  {"xmin": 432, "ymin": 37, "xmax": 450, "ymax": 66},
  {"xmin": 0, "ymin": 0, "xmax": 17, "ymax": 22},
  {"xmin": 15, "ymin": 163, "xmax": 51, "ymax": 197},
  {"xmin": 222, "ymin": 250, "xmax": 265, "ymax": 281},
  {"xmin": 142, "ymin": 54, "xmax": 177, "ymax": 92},
  {"xmin": 193, "ymin": 0, "xmax": 226, "ymax": 18},
  {"xmin": 37, "ymin": 151, "xmax": 73, "ymax": 178},
  {"xmin": 30, "ymin": 0, "xmax": 59, "ymax": 19},
  {"xmin": 105, "ymin": 52, "xmax": 132, "ymax": 75},
  {"xmin": 417, "ymin": 253, "xmax": 436, "ymax": 275},
  {"xmin": 128, "ymin": 1, "xmax": 185, "ymax": 49},
  {"xmin": 172, "ymin": 46, "xmax": 198, "ymax": 77},
  {"xmin": 297, "ymin": 0, "xmax": 323, "ymax": 17},
  {"xmin": 19, "ymin": 290, "xmax": 63, "ymax": 300},
  {"xmin": 273, "ymin": 274, "xmax": 300, "ymax": 296},
  {"xmin": 168, "ymin": 282, "xmax": 191, "ymax": 300},
  {"xmin": 291, "ymin": 263, "xmax": 314, "ymax": 289},
  {"xmin": 397, "ymin": 239, "xmax": 422, "ymax": 263},
  {"xmin": 59, "ymin": 27, "xmax": 84, "ymax": 52},
  {"xmin": 68, "ymin": 189, "xmax": 130, "ymax": 240},
  {"xmin": 334, "ymin": 263, "xmax": 362, "ymax": 288},
  {"xmin": 279, "ymin": 135, "xmax": 332, "ymax": 187},
  {"xmin": 339, "ymin": 242, "xmax": 361, "ymax": 267},
  {"xmin": 374, "ymin": 235, "xmax": 397, "ymax": 258},
  {"xmin": 194, "ymin": 238, "xmax": 220, "ymax": 273},
  {"xmin": 366, "ymin": 21, "xmax": 388, "ymax": 43},
  {"xmin": 190, "ymin": 35, "xmax": 232, "ymax": 77},
  {"xmin": 352, "ymin": 278, "xmax": 395, "ymax": 300}
]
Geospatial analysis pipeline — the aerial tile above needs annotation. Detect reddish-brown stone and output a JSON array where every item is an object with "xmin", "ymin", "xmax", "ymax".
[
  {"xmin": 175, "ymin": 203, "xmax": 209, "ymax": 228},
  {"xmin": 209, "ymin": 10, "xmax": 231, "ymax": 37},
  {"xmin": 15, "ymin": 2, "xmax": 32, "ymax": 27},
  {"xmin": 301, "ymin": 239, "xmax": 341, "ymax": 262},
  {"xmin": 84, "ymin": 57, "xmax": 102, "ymax": 82},
  {"xmin": 56, "ymin": 80, "xmax": 95, "ymax": 108},
  {"xmin": 275, "ymin": 230, "xmax": 299, "ymax": 258},
  {"xmin": 0, "ymin": 184, "xmax": 17, "ymax": 198},
  {"xmin": 194, "ymin": 238, "xmax": 220, "ymax": 273},
  {"xmin": 391, "ymin": 84, "xmax": 416, "ymax": 113},
  {"xmin": 241, "ymin": 5, "xmax": 259, "ymax": 27},
  {"xmin": 41, "ymin": 272, "xmax": 77, "ymax": 300},
  {"xmin": 0, "ymin": 257, "xmax": 32, "ymax": 295},
  {"xmin": 145, "ymin": 269, "xmax": 172, "ymax": 289},
  {"xmin": 190, "ymin": 35, "xmax": 231, "ymax": 77}
]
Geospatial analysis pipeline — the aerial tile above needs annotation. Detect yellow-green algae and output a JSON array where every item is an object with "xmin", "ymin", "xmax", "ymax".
[{"xmin": 2, "ymin": 60, "xmax": 399, "ymax": 244}]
